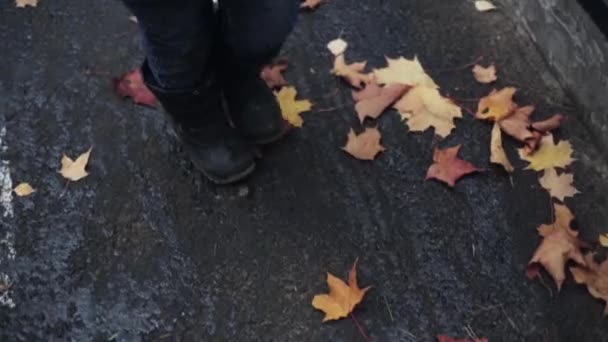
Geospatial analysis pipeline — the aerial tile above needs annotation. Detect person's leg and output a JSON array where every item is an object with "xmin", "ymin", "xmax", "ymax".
[
  {"xmin": 122, "ymin": 0, "xmax": 256, "ymax": 184},
  {"xmin": 219, "ymin": 0, "xmax": 299, "ymax": 144}
]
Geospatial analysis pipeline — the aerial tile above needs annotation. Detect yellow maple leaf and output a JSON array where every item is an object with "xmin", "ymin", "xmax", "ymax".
[
  {"xmin": 60, "ymin": 148, "xmax": 93, "ymax": 181},
  {"xmin": 13, "ymin": 183, "xmax": 35, "ymax": 197},
  {"xmin": 599, "ymin": 234, "xmax": 608, "ymax": 247},
  {"xmin": 312, "ymin": 258, "xmax": 371, "ymax": 322},
  {"xmin": 341, "ymin": 128, "xmax": 385, "ymax": 160},
  {"xmin": 539, "ymin": 168, "xmax": 579, "ymax": 201},
  {"xmin": 275, "ymin": 86, "xmax": 312, "ymax": 128},
  {"xmin": 490, "ymin": 123, "xmax": 513, "ymax": 172},
  {"xmin": 16, "ymin": 0, "xmax": 37, "ymax": 8},
  {"xmin": 476, "ymin": 87, "xmax": 517, "ymax": 121},
  {"xmin": 331, "ymin": 54, "xmax": 373, "ymax": 89},
  {"xmin": 393, "ymin": 86, "xmax": 462, "ymax": 138},
  {"xmin": 518, "ymin": 134, "xmax": 574, "ymax": 171},
  {"xmin": 373, "ymin": 56, "xmax": 438, "ymax": 88}
]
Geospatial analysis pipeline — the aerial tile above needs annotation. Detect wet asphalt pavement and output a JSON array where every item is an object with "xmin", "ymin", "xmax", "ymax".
[{"xmin": 2, "ymin": 0, "xmax": 608, "ymax": 341}]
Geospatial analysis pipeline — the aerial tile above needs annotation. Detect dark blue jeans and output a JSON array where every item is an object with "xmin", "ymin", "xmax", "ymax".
[{"xmin": 122, "ymin": 0, "xmax": 298, "ymax": 90}]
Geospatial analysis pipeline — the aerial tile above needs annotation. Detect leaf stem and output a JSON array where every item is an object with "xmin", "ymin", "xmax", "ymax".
[{"xmin": 350, "ymin": 313, "xmax": 372, "ymax": 342}]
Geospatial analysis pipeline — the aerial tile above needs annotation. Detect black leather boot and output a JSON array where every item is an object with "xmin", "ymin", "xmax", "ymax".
[
  {"xmin": 142, "ymin": 62, "xmax": 256, "ymax": 184},
  {"xmin": 221, "ymin": 60, "xmax": 288, "ymax": 145}
]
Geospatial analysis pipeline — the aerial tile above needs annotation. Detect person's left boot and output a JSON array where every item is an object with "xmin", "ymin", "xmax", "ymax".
[{"xmin": 221, "ymin": 62, "xmax": 288, "ymax": 145}]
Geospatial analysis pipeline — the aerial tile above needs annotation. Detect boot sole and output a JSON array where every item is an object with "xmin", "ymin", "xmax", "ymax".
[{"xmin": 199, "ymin": 162, "xmax": 256, "ymax": 185}]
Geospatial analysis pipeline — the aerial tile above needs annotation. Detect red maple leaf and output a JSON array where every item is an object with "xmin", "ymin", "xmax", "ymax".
[
  {"xmin": 260, "ymin": 59, "xmax": 289, "ymax": 89},
  {"xmin": 113, "ymin": 68, "xmax": 158, "ymax": 108},
  {"xmin": 425, "ymin": 145, "xmax": 479, "ymax": 187}
]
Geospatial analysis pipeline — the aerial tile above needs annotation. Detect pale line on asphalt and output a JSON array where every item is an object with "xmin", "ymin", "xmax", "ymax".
[
  {"xmin": 0, "ymin": 126, "xmax": 15, "ymax": 308},
  {"xmin": 0, "ymin": 127, "xmax": 13, "ymax": 218}
]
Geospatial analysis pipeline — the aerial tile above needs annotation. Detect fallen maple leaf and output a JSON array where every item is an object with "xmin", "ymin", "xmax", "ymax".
[
  {"xmin": 342, "ymin": 128, "xmax": 385, "ymax": 160},
  {"xmin": 327, "ymin": 38, "xmax": 348, "ymax": 56},
  {"xmin": 437, "ymin": 335, "xmax": 489, "ymax": 342},
  {"xmin": 275, "ymin": 86, "xmax": 312, "ymax": 127},
  {"xmin": 394, "ymin": 86, "xmax": 462, "ymax": 138},
  {"xmin": 13, "ymin": 183, "xmax": 35, "ymax": 197},
  {"xmin": 570, "ymin": 254, "xmax": 608, "ymax": 315},
  {"xmin": 300, "ymin": 0, "xmax": 323, "ymax": 10},
  {"xmin": 531, "ymin": 114, "xmax": 565, "ymax": 133},
  {"xmin": 518, "ymin": 134, "xmax": 574, "ymax": 171},
  {"xmin": 490, "ymin": 123, "xmax": 514, "ymax": 172},
  {"xmin": 374, "ymin": 56, "xmax": 439, "ymax": 88},
  {"xmin": 472, "ymin": 64, "xmax": 497, "ymax": 83},
  {"xmin": 526, "ymin": 204, "xmax": 587, "ymax": 289},
  {"xmin": 354, "ymin": 84, "xmax": 409, "ymax": 122},
  {"xmin": 16, "ymin": 0, "xmax": 37, "ymax": 8},
  {"xmin": 498, "ymin": 105, "xmax": 535, "ymax": 143},
  {"xmin": 352, "ymin": 79, "xmax": 383, "ymax": 102},
  {"xmin": 60, "ymin": 147, "xmax": 93, "ymax": 182},
  {"xmin": 474, "ymin": 0, "xmax": 496, "ymax": 11},
  {"xmin": 476, "ymin": 87, "xmax": 517, "ymax": 121},
  {"xmin": 426, "ymin": 145, "xmax": 478, "ymax": 187},
  {"xmin": 539, "ymin": 168, "xmax": 579, "ymax": 201},
  {"xmin": 113, "ymin": 68, "xmax": 158, "ymax": 108},
  {"xmin": 312, "ymin": 258, "xmax": 371, "ymax": 321},
  {"xmin": 600, "ymin": 234, "xmax": 608, "ymax": 247},
  {"xmin": 260, "ymin": 60, "xmax": 289, "ymax": 89},
  {"xmin": 331, "ymin": 54, "xmax": 373, "ymax": 88}
]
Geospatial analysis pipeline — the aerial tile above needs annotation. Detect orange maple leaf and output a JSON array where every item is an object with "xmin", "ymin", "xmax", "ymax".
[
  {"xmin": 300, "ymin": 0, "xmax": 323, "ymax": 10},
  {"xmin": 526, "ymin": 204, "xmax": 588, "ymax": 290},
  {"xmin": 571, "ymin": 254, "xmax": 608, "ymax": 315},
  {"xmin": 331, "ymin": 54, "xmax": 373, "ymax": 89},
  {"xmin": 312, "ymin": 258, "xmax": 372, "ymax": 322},
  {"xmin": 425, "ymin": 145, "xmax": 479, "ymax": 187},
  {"xmin": 342, "ymin": 128, "xmax": 385, "ymax": 160}
]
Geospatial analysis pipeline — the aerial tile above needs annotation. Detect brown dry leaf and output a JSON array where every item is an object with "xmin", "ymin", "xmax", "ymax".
[
  {"xmin": 374, "ymin": 56, "xmax": 439, "ymax": 88},
  {"xmin": 16, "ymin": 0, "xmax": 37, "ymax": 7},
  {"xmin": 425, "ymin": 145, "xmax": 479, "ymax": 187},
  {"xmin": 260, "ymin": 61, "xmax": 289, "ymax": 89},
  {"xmin": 312, "ymin": 258, "xmax": 371, "ymax": 321},
  {"xmin": 300, "ymin": 0, "xmax": 323, "ymax": 9},
  {"xmin": 490, "ymin": 123, "xmax": 514, "ymax": 172},
  {"xmin": 571, "ymin": 254, "xmax": 608, "ymax": 315},
  {"xmin": 60, "ymin": 148, "xmax": 93, "ymax": 182},
  {"xmin": 394, "ymin": 86, "xmax": 462, "ymax": 138},
  {"xmin": 472, "ymin": 64, "xmax": 497, "ymax": 83},
  {"xmin": 526, "ymin": 204, "xmax": 587, "ymax": 289},
  {"xmin": 352, "ymin": 79, "xmax": 383, "ymax": 102},
  {"xmin": 275, "ymin": 86, "xmax": 312, "ymax": 127},
  {"xmin": 342, "ymin": 128, "xmax": 385, "ymax": 160},
  {"xmin": 539, "ymin": 168, "xmax": 579, "ymax": 202},
  {"xmin": 518, "ymin": 133, "xmax": 574, "ymax": 171},
  {"xmin": 13, "ymin": 183, "xmax": 35, "ymax": 197},
  {"xmin": 354, "ymin": 84, "xmax": 409, "ymax": 122},
  {"xmin": 331, "ymin": 54, "xmax": 373, "ymax": 89},
  {"xmin": 531, "ymin": 114, "xmax": 565, "ymax": 133},
  {"xmin": 498, "ymin": 105, "xmax": 535, "ymax": 142},
  {"xmin": 476, "ymin": 87, "xmax": 517, "ymax": 121}
]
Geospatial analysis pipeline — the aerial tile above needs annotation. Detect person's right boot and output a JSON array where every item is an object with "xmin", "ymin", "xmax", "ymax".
[{"xmin": 141, "ymin": 61, "xmax": 256, "ymax": 184}]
